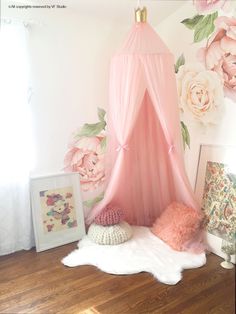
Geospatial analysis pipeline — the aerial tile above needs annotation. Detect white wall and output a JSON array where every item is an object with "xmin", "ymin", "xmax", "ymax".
[{"xmin": 28, "ymin": 11, "xmax": 116, "ymax": 175}]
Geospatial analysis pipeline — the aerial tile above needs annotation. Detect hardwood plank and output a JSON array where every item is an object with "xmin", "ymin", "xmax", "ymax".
[
  {"xmin": 43, "ymin": 273, "xmax": 153, "ymax": 314},
  {"xmin": 0, "ymin": 244, "xmax": 234, "ymax": 314},
  {"xmin": 0, "ymin": 267, "xmax": 109, "ymax": 313},
  {"xmin": 95, "ymin": 255, "xmax": 233, "ymax": 313},
  {"xmin": 171, "ymin": 267, "xmax": 234, "ymax": 312},
  {"xmin": 54, "ymin": 274, "xmax": 154, "ymax": 314},
  {"xmin": 0, "ymin": 243, "xmax": 77, "ymax": 283}
]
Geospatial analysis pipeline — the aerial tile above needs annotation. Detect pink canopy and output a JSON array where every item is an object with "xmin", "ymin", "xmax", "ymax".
[{"xmin": 86, "ymin": 22, "xmax": 200, "ymax": 226}]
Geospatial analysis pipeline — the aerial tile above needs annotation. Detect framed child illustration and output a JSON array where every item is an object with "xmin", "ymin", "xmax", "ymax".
[{"xmin": 30, "ymin": 173, "xmax": 86, "ymax": 252}]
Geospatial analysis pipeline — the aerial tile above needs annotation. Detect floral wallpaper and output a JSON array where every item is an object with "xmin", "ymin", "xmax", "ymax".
[
  {"xmin": 175, "ymin": 0, "xmax": 235, "ymax": 139},
  {"xmin": 64, "ymin": 108, "xmax": 106, "ymax": 211},
  {"xmin": 64, "ymin": 108, "xmax": 106, "ymax": 192},
  {"xmin": 177, "ymin": 63, "xmax": 224, "ymax": 125}
]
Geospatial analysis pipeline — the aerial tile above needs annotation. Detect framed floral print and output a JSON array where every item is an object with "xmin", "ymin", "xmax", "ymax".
[
  {"xmin": 30, "ymin": 173, "xmax": 86, "ymax": 252},
  {"xmin": 195, "ymin": 145, "xmax": 236, "ymax": 263}
]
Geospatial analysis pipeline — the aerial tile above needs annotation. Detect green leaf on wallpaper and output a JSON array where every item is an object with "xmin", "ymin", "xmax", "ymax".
[
  {"xmin": 181, "ymin": 14, "xmax": 204, "ymax": 30},
  {"xmin": 194, "ymin": 12, "xmax": 218, "ymax": 43},
  {"xmin": 98, "ymin": 107, "xmax": 106, "ymax": 122},
  {"xmin": 181, "ymin": 121, "xmax": 190, "ymax": 150},
  {"xmin": 100, "ymin": 136, "xmax": 107, "ymax": 153},
  {"xmin": 83, "ymin": 193, "xmax": 104, "ymax": 208},
  {"xmin": 77, "ymin": 121, "xmax": 106, "ymax": 137},
  {"xmin": 175, "ymin": 54, "xmax": 185, "ymax": 73}
]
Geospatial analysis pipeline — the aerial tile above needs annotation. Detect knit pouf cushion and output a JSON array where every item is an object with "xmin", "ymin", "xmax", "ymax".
[
  {"xmin": 88, "ymin": 222, "xmax": 133, "ymax": 245},
  {"xmin": 94, "ymin": 205, "xmax": 124, "ymax": 226}
]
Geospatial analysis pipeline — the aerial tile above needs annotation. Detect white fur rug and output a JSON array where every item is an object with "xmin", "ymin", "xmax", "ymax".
[{"xmin": 62, "ymin": 226, "xmax": 206, "ymax": 285}]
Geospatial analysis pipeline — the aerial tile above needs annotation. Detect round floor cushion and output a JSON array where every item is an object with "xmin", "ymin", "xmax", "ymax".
[
  {"xmin": 88, "ymin": 221, "xmax": 133, "ymax": 245},
  {"xmin": 94, "ymin": 205, "xmax": 124, "ymax": 226}
]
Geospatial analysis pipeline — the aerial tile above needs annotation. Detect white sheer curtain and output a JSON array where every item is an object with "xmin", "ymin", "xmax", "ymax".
[{"xmin": 0, "ymin": 21, "xmax": 35, "ymax": 255}]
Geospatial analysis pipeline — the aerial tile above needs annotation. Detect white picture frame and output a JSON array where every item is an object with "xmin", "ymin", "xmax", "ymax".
[
  {"xmin": 195, "ymin": 144, "xmax": 236, "ymax": 263},
  {"xmin": 30, "ymin": 173, "xmax": 86, "ymax": 252}
]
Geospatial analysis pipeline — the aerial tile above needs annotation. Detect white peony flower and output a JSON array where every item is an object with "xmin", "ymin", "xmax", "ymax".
[{"xmin": 177, "ymin": 63, "xmax": 224, "ymax": 125}]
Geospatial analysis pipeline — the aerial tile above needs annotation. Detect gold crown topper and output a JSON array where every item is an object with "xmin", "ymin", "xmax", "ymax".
[{"xmin": 135, "ymin": 7, "xmax": 147, "ymax": 23}]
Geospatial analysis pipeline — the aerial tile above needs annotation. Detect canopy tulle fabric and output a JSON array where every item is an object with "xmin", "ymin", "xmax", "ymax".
[{"xmin": 86, "ymin": 22, "xmax": 200, "ymax": 226}]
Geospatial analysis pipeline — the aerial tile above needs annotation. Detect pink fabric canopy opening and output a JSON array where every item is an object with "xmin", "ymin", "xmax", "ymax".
[{"xmin": 86, "ymin": 22, "xmax": 200, "ymax": 226}]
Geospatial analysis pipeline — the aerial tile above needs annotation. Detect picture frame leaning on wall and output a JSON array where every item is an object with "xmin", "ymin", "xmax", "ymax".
[
  {"xmin": 30, "ymin": 173, "xmax": 86, "ymax": 252},
  {"xmin": 195, "ymin": 144, "xmax": 236, "ymax": 263}
]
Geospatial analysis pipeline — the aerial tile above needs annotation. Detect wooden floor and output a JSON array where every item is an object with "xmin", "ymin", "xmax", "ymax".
[{"xmin": 0, "ymin": 243, "xmax": 235, "ymax": 314}]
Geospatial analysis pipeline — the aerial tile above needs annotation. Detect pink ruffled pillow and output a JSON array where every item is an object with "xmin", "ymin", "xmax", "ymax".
[
  {"xmin": 151, "ymin": 202, "xmax": 203, "ymax": 251},
  {"xmin": 94, "ymin": 205, "xmax": 124, "ymax": 226}
]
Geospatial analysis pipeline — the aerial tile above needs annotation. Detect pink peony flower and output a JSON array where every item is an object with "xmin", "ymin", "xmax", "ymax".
[
  {"xmin": 177, "ymin": 63, "xmax": 224, "ymax": 124},
  {"xmin": 198, "ymin": 16, "xmax": 236, "ymax": 102},
  {"xmin": 64, "ymin": 136, "xmax": 105, "ymax": 191},
  {"xmin": 193, "ymin": 0, "xmax": 230, "ymax": 13}
]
